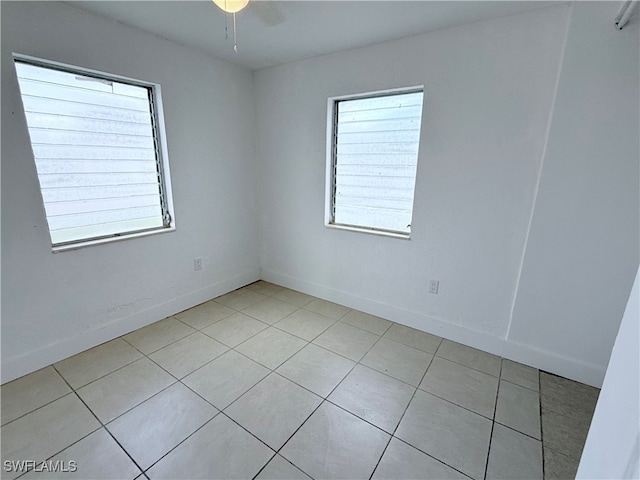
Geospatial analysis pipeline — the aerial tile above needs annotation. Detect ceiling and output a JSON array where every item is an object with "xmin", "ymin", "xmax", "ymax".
[{"xmin": 67, "ymin": 1, "xmax": 560, "ymax": 71}]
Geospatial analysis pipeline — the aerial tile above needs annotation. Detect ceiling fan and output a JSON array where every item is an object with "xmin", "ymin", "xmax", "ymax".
[{"xmin": 212, "ymin": 0, "xmax": 285, "ymax": 51}]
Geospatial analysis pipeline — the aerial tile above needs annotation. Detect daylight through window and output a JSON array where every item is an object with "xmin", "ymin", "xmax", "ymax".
[
  {"xmin": 328, "ymin": 89, "xmax": 424, "ymax": 236},
  {"xmin": 14, "ymin": 57, "xmax": 173, "ymax": 249}
]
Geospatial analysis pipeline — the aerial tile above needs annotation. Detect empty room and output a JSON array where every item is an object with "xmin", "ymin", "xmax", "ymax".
[{"xmin": 1, "ymin": 1, "xmax": 638, "ymax": 479}]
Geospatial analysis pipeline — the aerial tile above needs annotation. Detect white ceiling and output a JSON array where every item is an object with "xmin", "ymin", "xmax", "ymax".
[{"xmin": 67, "ymin": 1, "xmax": 560, "ymax": 71}]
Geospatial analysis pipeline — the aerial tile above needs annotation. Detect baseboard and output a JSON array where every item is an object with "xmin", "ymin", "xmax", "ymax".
[
  {"xmin": 262, "ymin": 268, "xmax": 605, "ymax": 388},
  {"xmin": 1, "ymin": 268, "xmax": 259, "ymax": 384},
  {"xmin": 501, "ymin": 340, "xmax": 605, "ymax": 388}
]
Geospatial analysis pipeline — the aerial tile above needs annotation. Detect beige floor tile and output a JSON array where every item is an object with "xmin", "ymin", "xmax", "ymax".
[
  {"xmin": 175, "ymin": 301, "xmax": 235, "ymax": 330},
  {"xmin": 241, "ymin": 297, "xmax": 299, "ymax": 324},
  {"xmin": 280, "ymin": 402, "xmax": 389, "ymax": 480},
  {"xmin": 361, "ymin": 337, "xmax": 432, "ymax": 387},
  {"xmin": 274, "ymin": 309, "xmax": 336, "ymax": 341},
  {"xmin": 76, "ymin": 358, "xmax": 175, "ymax": 423},
  {"xmin": 146, "ymin": 414, "xmax": 273, "ymax": 480},
  {"xmin": 372, "ymin": 438, "xmax": 468, "ymax": 480},
  {"xmin": 313, "ymin": 322, "xmax": 380, "ymax": 361},
  {"xmin": 214, "ymin": 289, "xmax": 268, "ymax": 311},
  {"xmin": 123, "ymin": 317, "xmax": 195, "ymax": 355},
  {"xmin": 148, "ymin": 332, "xmax": 228, "ymax": 379},
  {"xmin": 235, "ymin": 327, "xmax": 307, "ymax": 370},
  {"xmin": 501, "ymin": 359, "xmax": 539, "ymax": 392},
  {"xmin": 419, "ymin": 357, "xmax": 498, "ymax": 418},
  {"xmin": 183, "ymin": 350, "xmax": 269, "ymax": 409},
  {"xmin": 304, "ymin": 298, "xmax": 350, "ymax": 320},
  {"xmin": 495, "ymin": 380, "xmax": 541, "ymax": 439},
  {"xmin": 328, "ymin": 365, "xmax": 414, "ymax": 433},
  {"xmin": 55, "ymin": 339, "xmax": 143, "ymax": 390},
  {"xmin": 436, "ymin": 339, "xmax": 501, "ymax": 377},
  {"xmin": 255, "ymin": 455, "xmax": 311, "ymax": 480},
  {"xmin": 276, "ymin": 344, "xmax": 355, "ymax": 397},
  {"xmin": 201, "ymin": 312, "xmax": 267, "ymax": 347},
  {"xmin": 107, "ymin": 383, "xmax": 217, "ymax": 470},
  {"xmin": 396, "ymin": 390, "xmax": 492, "ymax": 480},
  {"xmin": 226, "ymin": 373, "xmax": 321, "ymax": 450},
  {"xmin": 246, "ymin": 281, "xmax": 286, "ymax": 296},
  {"xmin": 1, "ymin": 366, "xmax": 71, "ymax": 426},
  {"xmin": 340, "ymin": 310, "xmax": 392, "ymax": 335},
  {"xmin": 383, "ymin": 324, "xmax": 442, "ymax": 354},
  {"xmin": 20, "ymin": 428, "xmax": 141, "ymax": 480},
  {"xmin": 486, "ymin": 424, "xmax": 542, "ymax": 480},
  {"xmin": 273, "ymin": 288, "xmax": 314, "ymax": 307},
  {"xmin": 1, "ymin": 394, "xmax": 100, "ymax": 480}
]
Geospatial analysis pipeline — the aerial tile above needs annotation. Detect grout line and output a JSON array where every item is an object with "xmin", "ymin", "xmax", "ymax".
[
  {"xmin": 539, "ymin": 368, "xmax": 547, "ymax": 480},
  {"xmin": 482, "ymin": 360, "xmax": 504, "ymax": 479},
  {"xmin": 138, "ymin": 414, "xmax": 222, "ymax": 475},
  {"xmin": 52, "ymin": 365, "xmax": 148, "ymax": 477}
]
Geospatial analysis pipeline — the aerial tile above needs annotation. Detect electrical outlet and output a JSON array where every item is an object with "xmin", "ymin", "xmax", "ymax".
[
  {"xmin": 193, "ymin": 257, "xmax": 203, "ymax": 271},
  {"xmin": 428, "ymin": 280, "xmax": 439, "ymax": 294}
]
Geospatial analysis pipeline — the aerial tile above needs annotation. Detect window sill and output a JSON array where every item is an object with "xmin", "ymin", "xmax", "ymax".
[
  {"xmin": 325, "ymin": 223, "xmax": 411, "ymax": 240},
  {"xmin": 51, "ymin": 226, "xmax": 176, "ymax": 253}
]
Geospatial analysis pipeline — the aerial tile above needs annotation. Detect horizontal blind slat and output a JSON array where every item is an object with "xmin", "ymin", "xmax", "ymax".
[
  {"xmin": 337, "ymin": 117, "xmax": 421, "ymax": 134},
  {"xmin": 45, "ymin": 194, "xmax": 161, "ymax": 217},
  {"xmin": 337, "ymin": 165, "xmax": 417, "ymax": 177},
  {"xmin": 16, "ymin": 63, "xmax": 149, "ymax": 99},
  {"xmin": 25, "ymin": 112, "xmax": 153, "ymax": 137},
  {"xmin": 33, "ymin": 145, "xmax": 156, "ymax": 160},
  {"xmin": 38, "ymin": 172, "xmax": 159, "ymax": 188},
  {"xmin": 28, "ymin": 129, "xmax": 155, "ymax": 149},
  {"xmin": 338, "ymin": 105, "xmax": 423, "ymax": 123},
  {"xmin": 337, "ymin": 142, "xmax": 420, "ymax": 155},
  {"xmin": 47, "ymin": 205, "xmax": 162, "ymax": 230},
  {"xmin": 50, "ymin": 217, "xmax": 163, "ymax": 244},
  {"xmin": 22, "ymin": 97, "xmax": 151, "ymax": 124},
  {"xmin": 337, "ymin": 92, "xmax": 423, "ymax": 112},
  {"xmin": 17, "ymin": 80, "xmax": 150, "ymax": 112},
  {"xmin": 337, "ymin": 130, "xmax": 420, "ymax": 145},
  {"xmin": 35, "ymin": 159, "xmax": 158, "ymax": 174},
  {"xmin": 334, "ymin": 206, "xmax": 413, "ymax": 233},
  {"xmin": 41, "ymin": 184, "xmax": 160, "ymax": 203}
]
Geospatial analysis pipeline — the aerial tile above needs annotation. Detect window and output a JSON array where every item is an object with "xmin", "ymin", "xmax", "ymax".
[
  {"xmin": 327, "ymin": 88, "xmax": 424, "ymax": 237},
  {"xmin": 14, "ymin": 55, "xmax": 174, "ymax": 250}
]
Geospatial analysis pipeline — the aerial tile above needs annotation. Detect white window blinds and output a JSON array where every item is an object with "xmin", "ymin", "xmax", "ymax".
[
  {"xmin": 14, "ymin": 59, "xmax": 171, "ymax": 247},
  {"xmin": 331, "ymin": 90, "xmax": 423, "ymax": 235}
]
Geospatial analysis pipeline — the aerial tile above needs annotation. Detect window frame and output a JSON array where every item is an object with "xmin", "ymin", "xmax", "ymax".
[
  {"xmin": 325, "ymin": 86, "xmax": 424, "ymax": 239},
  {"xmin": 13, "ymin": 53, "xmax": 176, "ymax": 252}
]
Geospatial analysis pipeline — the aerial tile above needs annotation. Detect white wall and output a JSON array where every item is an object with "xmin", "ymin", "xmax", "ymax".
[
  {"xmin": 1, "ymin": 1, "xmax": 260, "ymax": 383},
  {"xmin": 255, "ymin": 3, "xmax": 640, "ymax": 387},
  {"xmin": 577, "ymin": 268, "xmax": 639, "ymax": 479},
  {"xmin": 507, "ymin": 2, "xmax": 640, "ymax": 386},
  {"xmin": 255, "ymin": 6, "xmax": 570, "ymax": 361}
]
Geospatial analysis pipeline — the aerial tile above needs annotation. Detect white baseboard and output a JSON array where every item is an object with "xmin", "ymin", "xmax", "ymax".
[
  {"xmin": 1, "ymin": 268, "xmax": 259, "ymax": 384},
  {"xmin": 262, "ymin": 268, "xmax": 605, "ymax": 388},
  {"xmin": 501, "ymin": 340, "xmax": 605, "ymax": 388}
]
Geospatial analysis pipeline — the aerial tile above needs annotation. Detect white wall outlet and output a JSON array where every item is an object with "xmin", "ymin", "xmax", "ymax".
[
  {"xmin": 429, "ymin": 280, "xmax": 439, "ymax": 294},
  {"xmin": 193, "ymin": 257, "xmax": 203, "ymax": 271}
]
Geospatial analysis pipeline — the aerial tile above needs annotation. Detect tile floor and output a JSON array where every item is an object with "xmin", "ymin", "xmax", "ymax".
[{"xmin": 1, "ymin": 281, "xmax": 600, "ymax": 480}]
